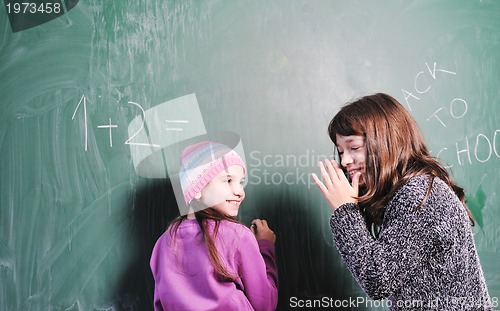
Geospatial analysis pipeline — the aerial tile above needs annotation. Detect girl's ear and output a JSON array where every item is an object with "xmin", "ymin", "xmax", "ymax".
[{"xmin": 194, "ymin": 192, "xmax": 202, "ymax": 200}]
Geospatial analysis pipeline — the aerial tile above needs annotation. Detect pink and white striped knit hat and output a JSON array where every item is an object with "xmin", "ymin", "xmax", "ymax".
[{"xmin": 179, "ymin": 141, "xmax": 246, "ymax": 205}]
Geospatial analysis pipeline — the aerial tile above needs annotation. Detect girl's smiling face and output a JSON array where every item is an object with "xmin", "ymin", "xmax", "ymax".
[
  {"xmin": 198, "ymin": 165, "xmax": 246, "ymax": 217},
  {"xmin": 335, "ymin": 134, "xmax": 366, "ymax": 184}
]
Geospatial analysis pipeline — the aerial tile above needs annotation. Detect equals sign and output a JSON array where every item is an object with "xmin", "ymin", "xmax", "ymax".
[{"xmin": 166, "ymin": 120, "xmax": 189, "ymax": 131}]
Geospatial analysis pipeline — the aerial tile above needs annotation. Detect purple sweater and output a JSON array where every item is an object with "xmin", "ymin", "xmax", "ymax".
[{"xmin": 150, "ymin": 219, "xmax": 278, "ymax": 311}]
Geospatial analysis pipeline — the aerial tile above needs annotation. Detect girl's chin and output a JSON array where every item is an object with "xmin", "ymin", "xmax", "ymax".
[{"xmin": 349, "ymin": 173, "xmax": 365, "ymax": 185}]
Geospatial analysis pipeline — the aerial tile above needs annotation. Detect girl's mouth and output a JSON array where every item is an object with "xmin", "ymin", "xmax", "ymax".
[{"xmin": 348, "ymin": 169, "xmax": 362, "ymax": 176}]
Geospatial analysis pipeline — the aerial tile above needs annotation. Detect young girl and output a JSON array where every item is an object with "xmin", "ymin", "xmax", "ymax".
[
  {"xmin": 312, "ymin": 93, "xmax": 493, "ymax": 310},
  {"xmin": 150, "ymin": 141, "xmax": 278, "ymax": 311}
]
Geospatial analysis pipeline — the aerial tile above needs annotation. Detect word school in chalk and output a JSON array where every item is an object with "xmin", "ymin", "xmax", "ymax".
[{"xmin": 436, "ymin": 130, "xmax": 500, "ymax": 168}]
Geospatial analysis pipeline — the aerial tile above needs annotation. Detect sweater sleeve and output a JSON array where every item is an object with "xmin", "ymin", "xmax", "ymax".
[
  {"xmin": 235, "ymin": 232, "xmax": 278, "ymax": 311},
  {"xmin": 257, "ymin": 239, "xmax": 279, "ymax": 289},
  {"xmin": 329, "ymin": 177, "xmax": 437, "ymax": 300}
]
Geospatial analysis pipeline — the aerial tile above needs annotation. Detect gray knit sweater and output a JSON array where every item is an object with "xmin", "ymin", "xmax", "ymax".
[{"xmin": 330, "ymin": 175, "xmax": 492, "ymax": 311}]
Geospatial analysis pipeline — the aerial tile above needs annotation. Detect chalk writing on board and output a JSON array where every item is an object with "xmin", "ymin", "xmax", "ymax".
[
  {"xmin": 402, "ymin": 62, "xmax": 499, "ymax": 168},
  {"xmin": 165, "ymin": 120, "xmax": 189, "ymax": 131},
  {"xmin": 436, "ymin": 130, "xmax": 500, "ymax": 168},
  {"xmin": 97, "ymin": 118, "xmax": 118, "ymax": 147},
  {"xmin": 401, "ymin": 62, "xmax": 468, "ymax": 131},
  {"xmin": 71, "ymin": 95, "xmax": 88, "ymax": 151},
  {"xmin": 426, "ymin": 98, "xmax": 468, "ymax": 128},
  {"xmin": 72, "ymin": 96, "xmax": 161, "ymax": 150},
  {"xmin": 125, "ymin": 101, "xmax": 161, "ymax": 148},
  {"xmin": 402, "ymin": 62, "xmax": 457, "ymax": 112}
]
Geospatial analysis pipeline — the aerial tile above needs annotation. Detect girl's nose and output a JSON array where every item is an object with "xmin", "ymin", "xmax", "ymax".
[
  {"xmin": 341, "ymin": 154, "xmax": 353, "ymax": 167},
  {"xmin": 232, "ymin": 183, "xmax": 245, "ymax": 196}
]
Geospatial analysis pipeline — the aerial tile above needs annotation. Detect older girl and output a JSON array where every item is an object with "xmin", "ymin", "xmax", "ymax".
[{"xmin": 312, "ymin": 93, "xmax": 492, "ymax": 310}]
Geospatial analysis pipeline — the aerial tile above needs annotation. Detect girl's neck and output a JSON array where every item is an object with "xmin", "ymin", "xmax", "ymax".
[{"xmin": 186, "ymin": 207, "xmax": 196, "ymax": 220}]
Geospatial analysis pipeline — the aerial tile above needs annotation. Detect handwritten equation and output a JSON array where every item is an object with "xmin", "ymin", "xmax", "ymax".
[{"xmin": 71, "ymin": 95, "xmax": 189, "ymax": 151}]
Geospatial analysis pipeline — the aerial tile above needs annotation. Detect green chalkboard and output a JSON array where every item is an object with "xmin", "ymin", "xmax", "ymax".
[{"xmin": 1, "ymin": 1, "xmax": 499, "ymax": 310}]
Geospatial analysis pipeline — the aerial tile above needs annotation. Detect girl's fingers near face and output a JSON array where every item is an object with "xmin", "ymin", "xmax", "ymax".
[
  {"xmin": 323, "ymin": 160, "xmax": 336, "ymax": 180},
  {"xmin": 318, "ymin": 162, "xmax": 333, "ymax": 188},
  {"xmin": 324, "ymin": 159, "xmax": 342, "ymax": 182},
  {"xmin": 311, "ymin": 173, "xmax": 328, "ymax": 194},
  {"xmin": 330, "ymin": 160, "xmax": 349, "ymax": 182}
]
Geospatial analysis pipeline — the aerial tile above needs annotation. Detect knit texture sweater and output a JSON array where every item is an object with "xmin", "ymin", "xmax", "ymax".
[
  {"xmin": 150, "ymin": 219, "xmax": 278, "ymax": 311},
  {"xmin": 330, "ymin": 175, "xmax": 492, "ymax": 311}
]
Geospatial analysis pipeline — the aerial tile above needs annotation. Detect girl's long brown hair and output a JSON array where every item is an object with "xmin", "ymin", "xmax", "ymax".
[
  {"xmin": 328, "ymin": 93, "xmax": 472, "ymax": 234},
  {"xmin": 169, "ymin": 200, "xmax": 240, "ymax": 281}
]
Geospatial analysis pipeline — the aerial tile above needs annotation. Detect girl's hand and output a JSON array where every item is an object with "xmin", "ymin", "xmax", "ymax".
[
  {"xmin": 251, "ymin": 219, "xmax": 276, "ymax": 244},
  {"xmin": 311, "ymin": 159, "xmax": 360, "ymax": 212}
]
